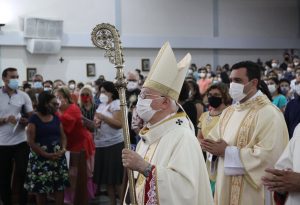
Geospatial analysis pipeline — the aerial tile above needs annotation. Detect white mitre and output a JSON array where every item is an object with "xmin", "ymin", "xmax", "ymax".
[{"xmin": 143, "ymin": 42, "xmax": 191, "ymax": 101}]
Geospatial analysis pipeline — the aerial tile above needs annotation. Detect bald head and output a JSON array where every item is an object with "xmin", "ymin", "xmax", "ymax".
[{"xmin": 127, "ymin": 71, "xmax": 139, "ymax": 81}]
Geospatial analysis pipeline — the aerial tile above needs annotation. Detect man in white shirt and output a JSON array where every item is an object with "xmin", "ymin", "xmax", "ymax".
[{"xmin": 0, "ymin": 67, "xmax": 33, "ymax": 205}]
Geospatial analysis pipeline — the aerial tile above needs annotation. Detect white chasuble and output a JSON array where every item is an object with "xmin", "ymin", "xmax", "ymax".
[
  {"xmin": 275, "ymin": 124, "xmax": 300, "ymax": 205},
  {"xmin": 208, "ymin": 94, "xmax": 289, "ymax": 205},
  {"xmin": 125, "ymin": 112, "xmax": 213, "ymax": 205}
]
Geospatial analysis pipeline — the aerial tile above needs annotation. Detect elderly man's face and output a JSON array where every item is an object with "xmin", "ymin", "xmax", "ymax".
[{"xmin": 139, "ymin": 87, "xmax": 165, "ymax": 109}]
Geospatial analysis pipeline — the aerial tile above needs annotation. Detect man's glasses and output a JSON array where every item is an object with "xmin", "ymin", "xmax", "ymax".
[{"xmin": 138, "ymin": 93, "xmax": 164, "ymax": 99}]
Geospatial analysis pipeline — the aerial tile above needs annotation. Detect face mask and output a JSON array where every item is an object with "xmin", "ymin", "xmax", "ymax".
[
  {"xmin": 208, "ymin": 96, "xmax": 222, "ymax": 108},
  {"xmin": 99, "ymin": 93, "xmax": 109, "ymax": 104},
  {"xmin": 295, "ymin": 85, "xmax": 300, "ymax": 96},
  {"xmin": 8, "ymin": 79, "xmax": 19, "ymax": 90},
  {"xmin": 199, "ymin": 73, "xmax": 206, "ymax": 78},
  {"xmin": 294, "ymin": 62, "xmax": 299, "ymax": 66},
  {"xmin": 229, "ymin": 82, "xmax": 247, "ymax": 102},
  {"xmin": 33, "ymin": 82, "xmax": 43, "ymax": 89},
  {"xmin": 268, "ymin": 84, "xmax": 276, "ymax": 94},
  {"xmin": 81, "ymin": 95, "xmax": 90, "ymax": 103},
  {"xmin": 69, "ymin": 84, "xmax": 75, "ymax": 90},
  {"xmin": 127, "ymin": 81, "xmax": 139, "ymax": 91},
  {"xmin": 188, "ymin": 69, "xmax": 193, "ymax": 75},
  {"xmin": 44, "ymin": 87, "xmax": 52, "ymax": 92},
  {"xmin": 287, "ymin": 67, "xmax": 293, "ymax": 72},
  {"xmin": 136, "ymin": 97, "xmax": 160, "ymax": 122},
  {"xmin": 280, "ymin": 87, "xmax": 289, "ymax": 95},
  {"xmin": 271, "ymin": 63, "xmax": 278, "ymax": 68}
]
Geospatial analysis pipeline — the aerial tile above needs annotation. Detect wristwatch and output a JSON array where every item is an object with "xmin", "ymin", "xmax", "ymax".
[{"xmin": 143, "ymin": 163, "xmax": 153, "ymax": 177}]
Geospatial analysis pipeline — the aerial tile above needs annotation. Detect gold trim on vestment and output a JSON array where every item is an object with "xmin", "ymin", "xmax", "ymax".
[
  {"xmin": 136, "ymin": 141, "xmax": 160, "ymax": 204},
  {"xmin": 224, "ymin": 95, "xmax": 270, "ymax": 205},
  {"xmin": 139, "ymin": 112, "xmax": 187, "ymax": 136}
]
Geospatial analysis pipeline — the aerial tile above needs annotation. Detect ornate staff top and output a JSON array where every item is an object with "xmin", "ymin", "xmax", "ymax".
[
  {"xmin": 91, "ymin": 23, "xmax": 124, "ymax": 66},
  {"xmin": 91, "ymin": 23, "xmax": 137, "ymax": 205}
]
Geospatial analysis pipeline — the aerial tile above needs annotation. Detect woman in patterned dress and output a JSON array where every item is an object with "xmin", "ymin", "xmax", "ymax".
[{"xmin": 25, "ymin": 91, "xmax": 69, "ymax": 205}]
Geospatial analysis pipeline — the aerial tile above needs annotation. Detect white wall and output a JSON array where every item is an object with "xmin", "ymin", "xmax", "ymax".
[
  {"xmin": 0, "ymin": 0, "xmax": 299, "ymax": 85},
  {"xmin": 0, "ymin": 46, "xmax": 288, "ymax": 85}
]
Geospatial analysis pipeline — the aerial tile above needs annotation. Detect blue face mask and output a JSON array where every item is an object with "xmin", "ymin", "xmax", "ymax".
[
  {"xmin": 33, "ymin": 81, "xmax": 43, "ymax": 89},
  {"xmin": 8, "ymin": 79, "xmax": 19, "ymax": 90}
]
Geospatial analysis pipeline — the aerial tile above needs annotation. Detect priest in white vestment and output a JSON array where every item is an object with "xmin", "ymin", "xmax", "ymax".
[
  {"xmin": 122, "ymin": 42, "xmax": 213, "ymax": 205},
  {"xmin": 262, "ymin": 123, "xmax": 300, "ymax": 205},
  {"xmin": 201, "ymin": 61, "xmax": 289, "ymax": 205}
]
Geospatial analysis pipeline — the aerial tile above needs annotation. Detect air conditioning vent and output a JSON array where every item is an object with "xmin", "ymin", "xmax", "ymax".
[
  {"xmin": 24, "ymin": 17, "xmax": 63, "ymax": 39},
  {"xmin": 26, "ymin": 39, "xmax": 61, "ymax": 54}
]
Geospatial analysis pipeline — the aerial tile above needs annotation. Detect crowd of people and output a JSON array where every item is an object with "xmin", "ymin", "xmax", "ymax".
[{"xmin": 0, "ymin": 47, "xmax": 300, "ymax": 205}]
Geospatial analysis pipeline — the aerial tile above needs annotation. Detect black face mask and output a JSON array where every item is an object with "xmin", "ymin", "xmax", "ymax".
[{"xmin": 208, "ymin": 96, "xmax": 222, "ymax": 108}]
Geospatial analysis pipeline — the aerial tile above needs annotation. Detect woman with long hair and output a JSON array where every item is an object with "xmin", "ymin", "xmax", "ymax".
[
  {"xmin": 54, "ymin": 87, "xmax": 95, "ymax": 203},
  {"xmin": 78, "ymin": 85, "xmax": 98, "ymax": 133},
  {"xmin": 197, "ymin": 82, "xmax": 231, "ymax": 194},
  {"xmin": 25, "ymin": 91, "xmax": 69, "ymax": 205},
  {"xmin": 266, "ymin": 77, "xmax": 288, "ymax": 112},
  {"xmin": 93, "ymin": 81, "xmax": 124, "ymax": 205}
]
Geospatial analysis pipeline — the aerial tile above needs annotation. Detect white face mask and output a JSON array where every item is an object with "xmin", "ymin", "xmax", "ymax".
[
  {"xmin": 229, "ymin": 82, "xmax": 247, "ymax": 102},
  {"xmin": 136, "ymin": 96, "xmax": 160, "ymax": 122},
  {"xmin": 287, "ymin": 67, "xmax": 293, "ymax": 72},
  {"xmin": 69, "ymin": 84, "xmax": 75, "ymax": 90},
  {"xmin": 99, "ymin": 93, "xmax": 109, "ymax": 104},
  {"xmin": 268, "ymin": 84, "xmax": 276, "ymax": 94},
  {"xmin": 295, "ymin": 84, "xmax": 300, "ymax": 96},
  {"xmin": 199, "ymin": 73, "xmax": 206, "ymax": 78},
  {"xmin": 33, "ymin": 82, "xmax": 43, "ymax": 89},
  {"xmin": 294, "ymin": 62, "xmax": 299, "ymax": 66},
  {"xmin": 44, "ymin": 87, "xmax": 52, "ymax": 92},
  {"xmin": 271, "ymin": 63, "xmax": 278, "ymax": 68},
  {"xmin": 127, "ymin": 81, "xmax": 139, "ymax": 91}
]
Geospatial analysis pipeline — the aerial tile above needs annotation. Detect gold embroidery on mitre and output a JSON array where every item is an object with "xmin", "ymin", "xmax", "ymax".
[{"xmin": 143, "ymin": 80, "xmax": 179, "ymax": 101}]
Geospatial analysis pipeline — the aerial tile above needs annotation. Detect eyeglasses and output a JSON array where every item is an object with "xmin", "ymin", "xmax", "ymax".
[
  {"xmin": 81, "ymin": 93, "xmax": 90, "ymax": 97},
  {"xmin": 138, "ymin": 93, "xmax": 164, "ymax": 99},
  {"xmin": 9, "ymin": 75, "xmax": 19, "ymax": 79}
]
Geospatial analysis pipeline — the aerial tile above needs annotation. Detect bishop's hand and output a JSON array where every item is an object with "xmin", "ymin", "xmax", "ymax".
[{"xmin": 122, "ymin": 148, "xmax": 149, "ymax": 173}]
